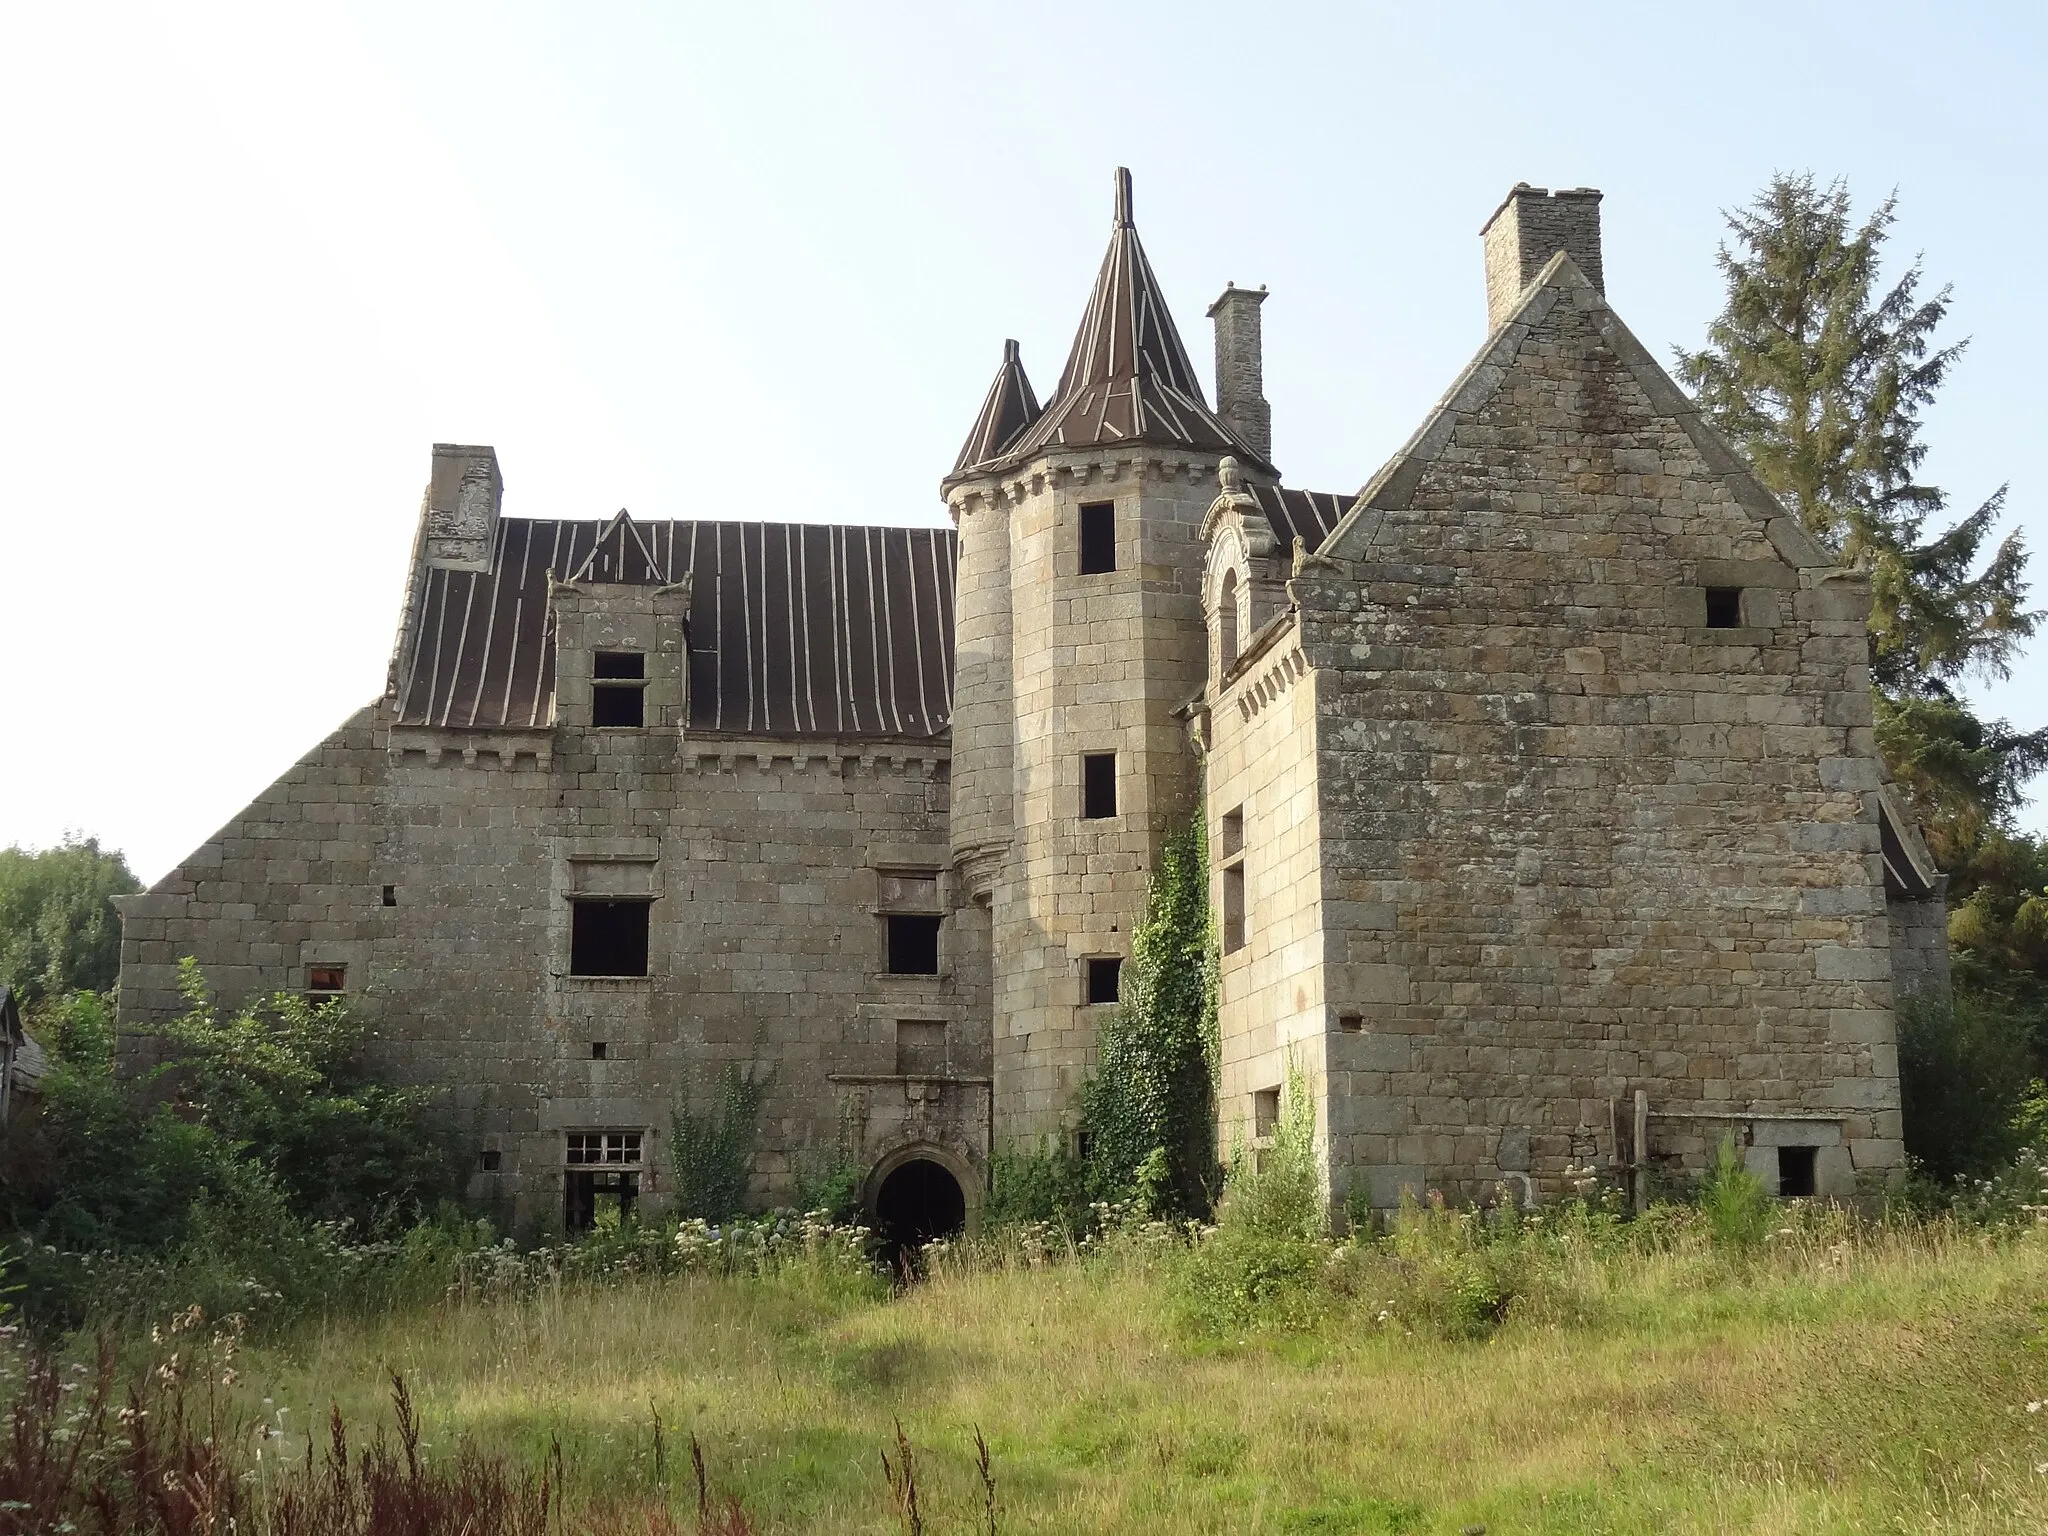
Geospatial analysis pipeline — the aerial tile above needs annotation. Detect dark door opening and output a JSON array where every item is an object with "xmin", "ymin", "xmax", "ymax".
[
  {"xmin": 873, "ymin": 1158, "xmax": 966, "ymax": 1259},
  {"xmin": 565, "ymin": 1168, "xmax": 639, "ymax": 1232}
]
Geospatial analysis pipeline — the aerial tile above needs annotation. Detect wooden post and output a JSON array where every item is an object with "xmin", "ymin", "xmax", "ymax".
[{"xmin": 1632, "ymin": 1089, "xmax": 1650, "ymax": 1213}]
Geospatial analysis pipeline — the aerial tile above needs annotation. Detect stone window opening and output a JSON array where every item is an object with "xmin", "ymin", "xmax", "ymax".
[
  {"xmin": 382, "ymin": 884, "xmax": 397, "ymax": 907},
  {"xmin": 885, "ymin": 915, "xmax": 942, "ymax": 975},
  {"xmin": 1079, "ymin": 500, "xmax": 1116, "ymax": 575},
  {"xmin": 1337, "ymin": 1013, "xmax": 1363, "ymax": 1034},
  {"xmin": 478, "ymin": 1149, "xmax": 501, "ymax": 1172},
  {"xmin": 565, "ymin": 1130, "xmax": 642, "ymax": 1232},
  {"xmin": 590, "ymin": 1041, "xmax": 608, "ymax": 1061},
  {"xmin": 569, "ymin": 898, "xmax": 652, "ymax": 977},
  {"xmin": 1082, "ymin": 753, "xmax": 1118, "ymax": 820},
  {"xmin": 895, "ymin": 1019, "xmax": 947, "ymax": 1076},
  {"xmin": 1777, "ymin": 1145, "xmax": 1817, "ymax": 1198},
  {"xmin": 1221, "ymin": 807, "xmax": 1247, "ymax": 954},
  {"xmin": 305, "ymin": 964, "xmax": 346, "ymax": 1001},
  {"xmin": 1217, "ymin": 568, "xmax": 1242, "ymax": 673},
  {"xmin": 1085, "ymin": 956, "xmax": 1122, "ymax": 1005},
  {"xmin": 1704, "ymin": 586, "xmax": 1744, "ymax": 629},
  {"xmin": 592, "ymin": 650, "xmax": 647, "ymax": 727},
  {"xmin": 1253, "ymin": 1086, "xmax": 1280, "ymax": 1141},
  {"xmin": 1074, "ymin": 1127, "xmax": 1095, "ymax": 1162}
]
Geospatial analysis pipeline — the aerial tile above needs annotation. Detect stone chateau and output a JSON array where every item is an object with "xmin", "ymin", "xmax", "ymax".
[{"xmin": 116, "ymin": 172, "xmax": 1948, "ymax": 1237}]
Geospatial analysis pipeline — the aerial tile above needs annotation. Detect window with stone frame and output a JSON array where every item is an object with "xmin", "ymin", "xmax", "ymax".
[
  {"xmin": 1252, "ymin": 1086, "xmax": 1280, "ymax": 1140},
  {"xmin": 564, "ymin": 1130, "xmax": 643, "ymax": 1232},
  {"xmin": 1217, "ymin": 567, "xmax": 1242, "ymax": 673},
  {"xmin": 1078, "ymin": 500, "xmax": 1116, "ymax": 575},
  {"xmin": 592, "ymin": 650, "xmax": 647, "ymax": 727},
  {"xmin": 1082, "ymin": 753, "xmax": 1118, "ymax": 820},
  {"xmin": 1220, "ymin": 807, "xmax": 1247, "ymax": 954},
  {"xmin": 304, "ymin": 964, "xmax": 347, "ymax": 1003},
  {"xmin": 570, "ymin": 898, "xmax": 652, "ymax": 977},
  {"xmin": 1085, "ymin": 956, "xmax": 1122, "ymax": 1005},
  {"xmin": 879, "ymin": 869, "xmax": 942, "ymax": 976}
]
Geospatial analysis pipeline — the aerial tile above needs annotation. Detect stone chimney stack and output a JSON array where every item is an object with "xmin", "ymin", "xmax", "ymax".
[
  {"xmin": 1481, "ymin": 184, "xmax": 1603, "ymax": 332},
  {"xmin": 1206, "ymin": 283, "xmax": 1271, "ymax": 462},
  {"xmin": 424, "ymin": 443, "xmax": 502, "ymax": 573}
]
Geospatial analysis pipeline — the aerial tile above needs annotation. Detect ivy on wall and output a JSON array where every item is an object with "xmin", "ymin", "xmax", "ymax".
[{"xmin": 1082, "ymin": 818, "xmax": 1221, "ymax": 1217}]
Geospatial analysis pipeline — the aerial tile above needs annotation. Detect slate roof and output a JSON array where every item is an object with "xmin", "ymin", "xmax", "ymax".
[
  {"xmin": 393, "ymin": 514, "xmax": 956, "ymax": 741},
  {"xmin": 1245, "ymin": 485, "xmax": 1355, "ymax": 552},
  {"xmin": 952, "ymin": 339, "xmax": 1042, "ymax": 477},
  {"xmin": 999, "ymin": 169, "xmax": 1269, "ymax": 469}
]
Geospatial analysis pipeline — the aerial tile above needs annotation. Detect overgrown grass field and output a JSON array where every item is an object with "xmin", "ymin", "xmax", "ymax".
[{"xmin": 83, "ymin": 1209, "xmax": 2046, "ymax": 1535}]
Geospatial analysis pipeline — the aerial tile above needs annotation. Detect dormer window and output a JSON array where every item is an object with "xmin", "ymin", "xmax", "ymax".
[{"xmin": 593, "ymin": 651, "xmax": 646, "ymax": 727}]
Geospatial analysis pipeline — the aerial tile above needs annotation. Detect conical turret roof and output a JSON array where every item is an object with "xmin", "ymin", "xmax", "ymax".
[
  {"xmin": 1003, "ymin": 168, "xmax": 1267, "ymax": 468},
  {"xmin": 950, "ymin": 339, "xmax": 1042, "ymax": 477}
]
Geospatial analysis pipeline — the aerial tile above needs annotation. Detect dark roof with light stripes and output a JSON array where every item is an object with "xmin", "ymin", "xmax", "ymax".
[
  {"xmin": 1245, "ymin": 485, "xmax": 1355, "ymax": 552},
  {"xmin": 997, "ymin": 169, "xmax": 1269, "ymax": 470},
  {"xmin": 952, "ymin": 339, "xmax": 1042, "ymax": 477},
  {"xmin": 392, "ymin": 513, "xmax": 956, "ymax": 740}
]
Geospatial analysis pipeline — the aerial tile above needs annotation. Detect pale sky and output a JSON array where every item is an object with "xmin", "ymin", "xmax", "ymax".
[{"xmin": 3, "ymin": 1, "xmax": 2043, "ymax": 884}]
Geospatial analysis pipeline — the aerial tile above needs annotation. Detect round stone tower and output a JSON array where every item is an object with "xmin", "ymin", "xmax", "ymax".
[{"xmin": 944, "ymin": 169, "xmax": 1272, "ymax": 1145}]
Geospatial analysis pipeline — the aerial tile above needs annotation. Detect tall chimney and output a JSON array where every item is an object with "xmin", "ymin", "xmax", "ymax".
[
  {"xmin": 1206, "ymin": 283, "xmax": 1271, "ymax": 462},
  {"xmin": 424, "ymin": 443, "xmax": 502, "ymax": 573},
  {"xmin": 1480, "ymin": 184, "xmax": 1603, "ymax": 332}
]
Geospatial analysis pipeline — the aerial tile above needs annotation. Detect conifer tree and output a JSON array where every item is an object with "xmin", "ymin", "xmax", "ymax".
[{"xmin": 1676, "ymin": 174, "xmax": 2038, "ymax": 698}]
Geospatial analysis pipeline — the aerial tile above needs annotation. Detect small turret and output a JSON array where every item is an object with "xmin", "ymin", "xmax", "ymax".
[{"xmin": 950, "ymin": 340, "xmax": 1041, "ymax": 483}]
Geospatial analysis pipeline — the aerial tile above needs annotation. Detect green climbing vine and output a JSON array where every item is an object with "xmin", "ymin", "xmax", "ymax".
[
  {"xmin": 1081, "ymin": 816, "xmax": 1221, "ymax": 1217},
  {"xmin": 669, "ymin": 1062, "xmax": 773, "ymax": 1221}
]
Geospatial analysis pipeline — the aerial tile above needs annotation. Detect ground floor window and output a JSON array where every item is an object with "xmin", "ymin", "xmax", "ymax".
[{"xmin": 565, "ymin": 1130, "xmax": 643, "ymax": 1232}]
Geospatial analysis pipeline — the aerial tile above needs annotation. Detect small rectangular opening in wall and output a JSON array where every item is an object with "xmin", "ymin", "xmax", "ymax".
[
  {"xmin": 1777, "ymin": 1144, "xmax": 1817, "ymax": 1198},
  {"xmin": 590, "ymin": 1041, "xmax": 608, "ymax": 1061},
  {"xmin": 895, "ymin": 1019, "xmax": 947, "ymax": 1076},
  {"xmin": 886, "ymin": 914, "xmax": 941, "ymax": 975},
  {"xmin": 1337, "ymin": 1013, "xmax": 1363, "ymax": 1034},
  {"xmin": 1253, "ymin": 1086, "xmax": 1280, "ymax": 1140},
  {"xmin": 1705, "ymin": 586, "xmax": 1744, "ymax": 629},
  {"xmin": 593, "ymin": 683, "xmax": 645, "ymax": 728},
  {"xmin": 570, "ymin": 899, "xmax": 651, "ymax": 977},
  {"xmin": 1086, "ymin": 957, "xmax": 1122, "ymax": 1005},
  {"xmin": 1222, "ymin": 863, "xmax": 1246, "ymax": 954},
  {"xmin": 306, "ymin": 964, "xmax": 346, "ymax": 994},
  {"xmin": 478, "ymin": 1149, "xmax": 501, "ymax": 1172},
  {"xmin": 594, "ymin": 651, "xmax": 645, "ymax": 679},
  {"xmin": 1074, "ymin": 1128, "xmax": 1095, "ymax": 1162},
  {"xmin": 1082, "ymin": 753, "xmax": 1117, "ymax": 819},
  {"xmin": 1079, "ymin": 501, "xmax": 1116, "ymax": 575},
  {"xmin": 382, "ymin": 885, "xmax": 397, "ymax": 907},
  {"xmin": 1221, "ymin": 806, "xmax": 1244, "ymax": 859}
]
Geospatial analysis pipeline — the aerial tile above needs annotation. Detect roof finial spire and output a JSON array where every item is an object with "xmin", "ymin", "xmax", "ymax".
[{"xmin": 1113, "ymin": 166, "xmax": 1133, "ymax": 228}]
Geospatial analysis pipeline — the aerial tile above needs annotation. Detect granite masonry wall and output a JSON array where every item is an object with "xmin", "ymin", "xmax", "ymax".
[
  {"xmin": 1291, "ymin": 260, "xmax": 1904, "ymax": 1205},
  {"xmin": 120, "ymin": 672, "xmax": 985, "ymax": 1234}
]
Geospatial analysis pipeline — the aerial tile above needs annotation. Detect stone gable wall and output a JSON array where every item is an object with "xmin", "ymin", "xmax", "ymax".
[{"xmin": 1295, "ymin": 291, "xmax": 1903, "ymax": 1204}]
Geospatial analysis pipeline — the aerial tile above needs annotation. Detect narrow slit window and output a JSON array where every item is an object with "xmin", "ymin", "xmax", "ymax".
[
  {"xmin": 1777, "ymin": 1145, "xmax": 1817, "ymax": 1198},
  {"xmin": 570, "ymin": 899, "xmax": 651, "ymax": 977},
  {"xmin": 1217, "ymin": 568, "xmax": 1241, "ymax": 673},
  {"xmin": 1082, "ymin": 753, "xmax": 1117, "ymax": 819},
  {"xmin": 593, "ymin": 651, "xmax": 647, "ymax": 727},
  {"xmin": 1222, "ymin": 863, "xmax": 1246, "ymax": 954},
  {"xmin": 1221, "ymin": 807, "xmax": 1245, "ymax": 859},
  {"xmin": 381, "ymin": 884, "xmax": 397, "ymax": 907},
  {"xmin": 886, "ymin": 914, "xmax": 942, "ymax": 976},
  {"xmin": 1253, "ymin": 1087, "xmax": 1280, "ymax": 1140},
  {"xmin": 1079, "ymin": 501, "xmax": 1116, "ymax": 575},
  {"xmin": 1704, "ymin": 587, "xmax": 1743, "ymax": 629},
  {"xmin": 1086, "ymin": 957, "xmax": 1122, "ymax": 1005}
]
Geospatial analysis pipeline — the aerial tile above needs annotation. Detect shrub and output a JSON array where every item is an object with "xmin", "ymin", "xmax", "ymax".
[
  {"xmin": 670, "ymin": 1064, "xmax": 772, "ymax": 1221},
  {"xmin": 982, "ymin": 1139, "xmax": 1092, "ymax": 1234},
  {"xmin": 1698, "ymin": 1133, "xmax": 1773, "ymax": 1250},
  {"xmin": 1898, "ymin": 989, "xmax": 2039, "ymax": 1179}
]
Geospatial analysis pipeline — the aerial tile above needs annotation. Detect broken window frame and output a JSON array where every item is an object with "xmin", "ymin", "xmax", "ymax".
[
  {"xmin": 564, "ymin": 1129, "xmax": 644, "ymax": 1233},
  {"xmin": 304, "ymin": 964, "xmax": 347, "ymax": 1003},
  {"xmin": 592, "ymin": 650, "xmax": 649, "ymax": 728}
]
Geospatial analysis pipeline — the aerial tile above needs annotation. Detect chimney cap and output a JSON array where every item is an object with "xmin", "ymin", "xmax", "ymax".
[
  {"xmin": 1206, "ymin": 282, "xmax": 1270, "ymax": 318},
  {"xmin": 1479, "ymin": 182, "xmax": 1604, "ymax": 235}
]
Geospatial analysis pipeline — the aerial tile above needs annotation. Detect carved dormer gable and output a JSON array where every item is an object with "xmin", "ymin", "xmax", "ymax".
[{"xmin": 1200, "ymin": 457, "xmax": 1290, "ymax": 687}]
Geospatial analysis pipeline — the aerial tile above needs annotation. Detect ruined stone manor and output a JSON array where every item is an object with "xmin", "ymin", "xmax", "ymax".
[{"xmin": 116, "ymin": 171, "xmax": 1948, "ymax": 1237}]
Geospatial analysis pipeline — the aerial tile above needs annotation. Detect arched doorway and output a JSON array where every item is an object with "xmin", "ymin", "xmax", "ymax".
[{"xmin": 872, "ymin": 1157, "xmax": 967, "ymax": 1252}]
